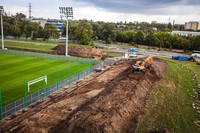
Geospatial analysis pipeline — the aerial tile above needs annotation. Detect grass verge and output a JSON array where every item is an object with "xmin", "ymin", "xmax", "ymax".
[
  {"xmin": 104, "ymin": 50, "xmax": 124, "ymax": 57},
  {"xmin": 136, "ymin": 59, "xmax": 199, "ymax": 133},
  {"xmin": 159, "ymin": 57, "xmax": 200, "ymax": 83},
  {"xmin": 1, "ymin": 39, "xmax": 93, "ymax": 52}
]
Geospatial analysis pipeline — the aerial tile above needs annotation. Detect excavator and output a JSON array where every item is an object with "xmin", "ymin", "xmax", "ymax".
[{"xmin": 133, "ymin": 55, "xmax": 153, "ymax": 73}]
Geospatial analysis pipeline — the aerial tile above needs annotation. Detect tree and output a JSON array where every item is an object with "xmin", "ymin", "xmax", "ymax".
[
  {"xmin": 168, "ymin": 22, "xmax": 172, "ymax": 31},
  {"xmin": 154, "ymin": 32, "xmax": 175, "ymax": 48},
  {"xmin": 44, "ymin": 23, "xmax": 59, "ymax": 39},
  {"xmin": 62, "ymin": 20, "xmax": 77, "ymax": 40},
  {"xmin": 74, "ymin": 19, "xmax": 93, "ymax": 45},
  {"xmin": 170, "ymin": 34, "xmax": 180, "ymax": 49},
  {"xmin": 190, "ymin": 36, "xmax": 200, "ymax": 50},
  {"xmin": 135, "ymin": 31, "xmax": 145, "ymax": 44},
  {"xmin": 97, "ymin": 22, "xmax": 117, "ymax": 43},
  {"xmin": 34, "ymin": 26, "xmax": 45, "ymax": 39},
  {"xmin": 24, "ymin": 22, "xmax": 40, "ymax": 38},
  {"xmin": 125, "ymin": 30, "xmax": 136, "ymax": 43},
  {"xmin": 91, "ymin": 22, "xmax": 99, "ymax": 38},
  {"xmin": 14, "ymin": 13, "xmax": 28, "ymax": 36},
  {"xmin": 2, "ymin": 22, "xmax": 13, "ymax": 36},
  {"xmin": 116, "ymin": 31, "xmax": 127, "ymax": 43},
  {"xmin": 106, "ymin": 37, "xmax": 112, "ymax": 44},
  {"xmin": 15, "ymin": 13, "xmax": 26, "ymax": 21},
  {"xmin": 145, "ymin": 33, "xmax": 158, "ymax": 46},
  {"xmin": 115, "ymin": 30, "xmax": 136, "ymax": 44},
  {"xmin": 179, "ymin": 38, "xmax": 191, "ymax": 52},
  {"xmin": 116, "ymin": 30, "xmax": 123, "ymax": 42}
]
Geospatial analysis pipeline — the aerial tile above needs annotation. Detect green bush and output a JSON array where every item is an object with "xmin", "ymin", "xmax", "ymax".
[{"xmin": 106, "ymin": 37, "xmax": 112, "ymax": 44}]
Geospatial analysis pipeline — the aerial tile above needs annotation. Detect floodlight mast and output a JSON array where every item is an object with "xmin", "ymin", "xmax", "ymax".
[
  {"xmin": 59, "ymin": 7, "xmax": 73, "ymax": 56},
  {"xmin": 0, "ymin": 6, "xmax": 4, "ymax": 49}
]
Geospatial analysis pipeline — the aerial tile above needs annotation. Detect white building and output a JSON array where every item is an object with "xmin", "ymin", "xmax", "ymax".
[
  {"xmin": 172, "ymin": 31, "xmax": 200, "ymax": 36},
  {"xmin": 32, "ymin": 19, "xmax": 47, "ymax": 28},
  {"xmin": 184, "ymin": 21, "xmax": 200, "ymax": 31}
]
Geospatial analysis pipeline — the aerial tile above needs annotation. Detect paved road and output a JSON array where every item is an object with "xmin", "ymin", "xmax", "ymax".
[
  {"xmin": 95, "ymin": 42, "xmax": 189, "ymax": 58},
  {"xmin": 4, "ymin": 39, "xmax": 56, "ymax": 46}
]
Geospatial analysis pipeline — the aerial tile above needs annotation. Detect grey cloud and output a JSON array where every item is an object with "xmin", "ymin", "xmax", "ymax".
[{"xmin": 73, "ymin": 0, "xmax": 200, "ymax": 15}]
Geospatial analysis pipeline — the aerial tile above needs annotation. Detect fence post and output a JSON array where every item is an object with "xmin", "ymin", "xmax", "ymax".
[
  {"xmin": 42, "ymin": 76, "xmax": 45, "ymax": 97},
  {"xmin": 69, "ymin": 62, "xmax": 71, "ymax": 82},
  {"xmin": 67, "ymin": 64, "xmax": 69, "ymax": 85},
  {"xmin": 90, "ymin": 58, "xmax": 92, "ymax": 73},
  {"xmin": 57, "ymin": 68, "xmax": 59, "ymax": 90},
  {"xmin": 78, "ymin": 58, "xmax": 80, "ymax": 80},
  {"xmin": 0, "ymin": 88, "xmax": 2, "ymax": 120},
  {"xmin": 24, "ymin": 79, "xmax": 27, "ymax": 108},
  {"xmin": 69, "ymin": 63, "xmax": 71, "ymax": 84}
]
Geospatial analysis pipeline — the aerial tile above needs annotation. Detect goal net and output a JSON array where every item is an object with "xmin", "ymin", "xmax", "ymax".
[{"xmin": 28, "ymin": 75, "xmax": 47, "ymax": 92}]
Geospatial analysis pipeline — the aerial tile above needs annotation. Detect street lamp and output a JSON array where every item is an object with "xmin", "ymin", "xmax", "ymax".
[
  {"xmin": 0, "ymin": 6, "xmax": 4, "ymax": 49},
  {"xmin": 59, "ymin": 7, "xmax": 73, "ymax": 56}
]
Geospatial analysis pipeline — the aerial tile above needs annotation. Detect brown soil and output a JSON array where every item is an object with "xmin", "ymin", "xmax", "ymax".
[
  {"xmin": 0, "ymin": 59, "xmax": 166, "ymax": 133},
  {"xmin": 52, "ymin": 45, "xmax": 107, "ymax": 60},
  {"xmin": 6, "ymin": 45, "xmax": 107, "ymax": 60}
]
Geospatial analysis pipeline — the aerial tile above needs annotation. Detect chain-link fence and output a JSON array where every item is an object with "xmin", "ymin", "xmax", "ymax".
[{"xmin": 0, "ymin": 49, "xmax": 99, "ymax": 65}]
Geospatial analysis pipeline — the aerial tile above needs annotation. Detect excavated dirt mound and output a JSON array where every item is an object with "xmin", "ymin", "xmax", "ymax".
[
  {"xmin": 0, "ymin": 59, "xmax": 165, "ymax": 133},
  {"xmin": 52, "ymin": 45, "xmax": 107, "ymax": 60}
]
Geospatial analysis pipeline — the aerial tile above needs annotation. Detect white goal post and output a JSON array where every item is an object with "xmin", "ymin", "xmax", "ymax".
[{"xmin": 28, "ymin": 75, "xmax": 47, "ymax": 92}]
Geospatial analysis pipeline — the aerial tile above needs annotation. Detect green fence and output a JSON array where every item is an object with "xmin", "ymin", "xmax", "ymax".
[{"xmin": 0, "ymin": 49, "xmax": 99, "ymax": 65}]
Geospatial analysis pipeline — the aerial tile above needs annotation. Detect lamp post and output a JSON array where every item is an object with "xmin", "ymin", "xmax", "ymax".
[
  {"xmin": 0, "ymin": 6, "xmax": 4, "ymax": 49},
  {"xmin": 59, "ymin": 7, "xmax": 73, "ymax": 56}
]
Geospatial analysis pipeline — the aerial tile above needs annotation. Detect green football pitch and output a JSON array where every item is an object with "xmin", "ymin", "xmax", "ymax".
[{"xmin": 0, "ymin": 53, "xmax": 91, "ymax": 106}]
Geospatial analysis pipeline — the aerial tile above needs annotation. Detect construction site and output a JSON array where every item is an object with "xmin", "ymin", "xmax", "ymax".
[
  {"xmin": 0, "ymin": 41, "xmax": 199, "ymax": 133},
  {"xmin": 0, "ymin": 1, "xmax": 200, "ymax": 132},
  {"xmin": 0, "ymin": 52, "xmax": 169, "ymax": 132}
]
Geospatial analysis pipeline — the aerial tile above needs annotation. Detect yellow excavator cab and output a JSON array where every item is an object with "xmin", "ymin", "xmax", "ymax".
[{"xmin": 133, "ymin": 55, "xmax": 153, "ymax": 73}]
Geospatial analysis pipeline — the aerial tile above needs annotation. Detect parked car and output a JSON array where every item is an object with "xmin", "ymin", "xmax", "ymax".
[{"xmin": 191, "ymin": 50, "xmax": 200, "ymax": 58}]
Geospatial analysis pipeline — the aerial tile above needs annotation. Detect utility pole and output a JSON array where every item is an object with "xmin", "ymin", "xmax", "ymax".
[
  {"xmin": 0, "ymin": 6, "xmax": 4, "ymax": 49},
  {"xmin": 172, "ymin": 20, "xmax": 175, "ymax": 31},
  {"xmin": 29, "ymin": 3, "xmax": 32, "ymax": 22},
  {"xmin": 59, "ymin": 7, "xmax": 73, "ymax": 56}
]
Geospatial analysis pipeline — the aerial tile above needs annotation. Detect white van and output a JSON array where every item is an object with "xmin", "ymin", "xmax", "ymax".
[{"xmin": 191, "ymin": 50, "xmax": 200, "ymax": 58}]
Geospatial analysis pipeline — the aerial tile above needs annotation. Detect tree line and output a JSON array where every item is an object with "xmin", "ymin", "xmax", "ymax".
[
  {"xmin": 68, "ymin": 19, "xmax": 200, "ymax": 51},
  {"xmin": 0, "ymin": 13, "xmax": 59, "ymax": 39},
  {"xmin": 115, "ymin": 30, "xmax": 200, "ymax": 51},
  {"xmin": 1, "ymin": 13, "xmax": 200, "ymax": 51}
]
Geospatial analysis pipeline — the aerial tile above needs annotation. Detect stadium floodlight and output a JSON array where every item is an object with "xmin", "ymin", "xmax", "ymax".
[
  {"xmin": 59, "ymin": 7, "xmax": 73, "ymax": 56},
  {"xmin": 0, "ymin": 6, "xmax": 4, "ymax": 49}
]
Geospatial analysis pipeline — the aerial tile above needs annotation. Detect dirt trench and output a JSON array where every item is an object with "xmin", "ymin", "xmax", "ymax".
[
  {"xmin": 0, "ymin": 61, "xmax": 130, "ymax": 133},
  {"xmin": 0, "ymin": 59, "xmax": 165, "ymax": 133},
  {"xmin": 49, "ymin": 60, "xmax": 163, "ymax": 133}
]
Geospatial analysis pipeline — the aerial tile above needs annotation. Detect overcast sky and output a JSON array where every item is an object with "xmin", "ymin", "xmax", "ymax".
[{"xmin": 1, "ymin": 0, "xmax": 200, "ymax": 24}]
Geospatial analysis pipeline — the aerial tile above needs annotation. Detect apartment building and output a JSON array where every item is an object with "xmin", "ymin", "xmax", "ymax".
[{"xmin": 185, "ymin": 21, "xmax": 200, "ymax": 31}]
